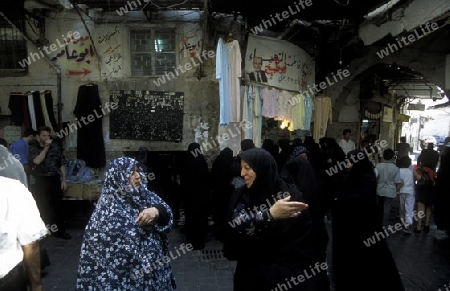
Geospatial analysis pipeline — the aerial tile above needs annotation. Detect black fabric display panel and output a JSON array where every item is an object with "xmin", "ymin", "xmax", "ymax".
[
  {"xmin": 44, "ymin": 91, "xmax": 59, "ymax": 132},
  {"xmin": 32, "ymin": 91, "xmax": 46, "ymax": 128},
  {"xmin": 8, "ymin": 93, "xmax": 23, "ymax": 126},
  {"xmin": 109, "ymin": 90, "xmax": 184, "ymax": 142},
  {"xmin": 73, "ymin": 84, "xmax": 106, "ymax": 168},
  {"xmin": 22, "ymin": 96, "xmax": 31, "ymax": 129}
]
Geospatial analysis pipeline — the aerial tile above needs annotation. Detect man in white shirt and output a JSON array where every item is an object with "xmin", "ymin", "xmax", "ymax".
[
  {"xmin": 0, "ymin": 176, "xmax": 49, "ymax": 291},
  {"xmin": 338, "ymin": 129, "xmax": 356, "ymax": 155},
  {"xmin": 376, "ymin": 149, "xmax": 402, "ymax": 226}
]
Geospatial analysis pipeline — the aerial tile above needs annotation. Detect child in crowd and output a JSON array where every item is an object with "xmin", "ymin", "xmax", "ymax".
[{"xmin": 397, "ymin": 156, "xmax": 415, "ymax": 234}]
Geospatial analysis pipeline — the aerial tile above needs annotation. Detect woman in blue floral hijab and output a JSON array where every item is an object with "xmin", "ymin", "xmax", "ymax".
[{"xmin": 76, "ymin": 157, "xmax": 176, "ymax": 290}]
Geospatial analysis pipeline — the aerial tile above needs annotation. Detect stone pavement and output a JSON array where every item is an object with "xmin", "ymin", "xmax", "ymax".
[
  {"xmin": 40, "ymin": 200, "xmax": 450, "ymax": 291},
  {"xmin": 40, "ymin": 202, "xmax": 236, "ymax": 291}
]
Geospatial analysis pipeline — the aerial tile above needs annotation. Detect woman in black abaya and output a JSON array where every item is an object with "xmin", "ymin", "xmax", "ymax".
[
  {"xmin": 210, "ymin": 147, "xmax": 234, "ymax": 241},
  {"xmin": 226, "ymin": 148, "xmax": 329, "ymax": 291},
  {"xmin": 180, "ymin": 143, "xmax": 210, "ymax": 250},
  {"xmin": 281, "ymin": 150, "xmax": 329, "ymax": 277},
  {"xmin": 434, "ymin": 145, "xmax": 450, "ymax": 234},
  {"xmin": 332, "ymin": 150, "xmax": 404, "ymax": 291}
]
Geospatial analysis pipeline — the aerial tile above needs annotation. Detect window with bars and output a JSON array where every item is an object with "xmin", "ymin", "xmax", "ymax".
[
  {"xmin": 130, "ymin": 29, "xmax": 176, "ymax": 77},
  {"xmin": 0, "ymin": 18, "xmax": 28, "ymax": 75}
]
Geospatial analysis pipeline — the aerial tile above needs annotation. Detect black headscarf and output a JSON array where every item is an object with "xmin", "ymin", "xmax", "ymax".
[
  {"xmin": 339, "ymin": 149, "xmax": 377, "ymax": 201},
  {"xmin": 240, "ymin": 139, "xmax": 255, "ymax": 151},
  {"xmin": 187, "ymin": 142, "xmax": 201, "ymax": 153},
  {"xmin": 261, "ymin": 139, "xmax": 279, "ymax": 160},
  {"xmin": 238, "ymin": 148, "xmax": 288, "ymax": 206},
  {"xmin": 211, "ymin": 147, "xmax": 234, "ymax": 184},
  {"xmin": 287, "ymin": 146, "xmax": 309, "ymax": 162},
  {"xmin": 182, "ymin": 142, "xmax": 210, "ymax": 195},
  {"xmin": 283, "ymin": 156, "xmax": 324, "ymax": 216}
]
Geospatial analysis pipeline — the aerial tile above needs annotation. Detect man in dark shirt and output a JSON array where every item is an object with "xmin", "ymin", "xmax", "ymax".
[
  {"xmin": 417, "ymin": 143, "xmax": 440, "ymax": 171},
  {"xmin": 29, "ymin": 126, "xmax": 71, "ymax": 239},
  {"xmin": 396, "ymin": 136, "xmax": 412, "ymax": 159},
  {"xmin": 247, "ymin": 56, "xmax": 268, "ymax": 83}
]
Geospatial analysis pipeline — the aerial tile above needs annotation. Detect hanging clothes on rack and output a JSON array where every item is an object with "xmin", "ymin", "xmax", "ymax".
[
  {"xmin": 43, "ymin": 91, "xmax": 59, "ymax": 133},
  {"xmin": 216, "ymin": 38, "xmax": 230, "ymax": 126},
  {"xmin": 261, "ymin": 87, "xmax": 278, "ymax": 118},
  {"xmin": 313, "ymin": 95, "xmax": 332, "ymax": 140},
  {"xmin": 22, "ymin": 96, "xmax": 31, "ymax": 130},
  {"xmin": 28, "ymin": 92, "xmax": 37, "ymax": 131},
  {"xmin": 73, "ymin": 84, "xmax": 106, "ymax": 169},
  {"xmin": 242, "ymin": 85, "xmax": 253, "ymax": 139},
  {"xmin": 8, "ymin": 91, "xmax": 57, "ymax": 132},
  {"xmin": 253, "ymin": 86, "xmax": 263, "ymax": 147},
  {"xmin": 276, "ymin": 90, "xmax": 294, "ymax": 131},
  {"xmin": 303, "ymin": 94, "xmax": 314, "ymax": 131},
  {"xmin": 40, "ymin": 91, "xmax": 54, "ymax": 135},
  {"xmin": 31, "ymin": 91, "xmax": 46, "ymax": 129},
  {"xmin": 226, "ymin": 39, "xmax": 242, "ymax": 123},
  {"xmin": 290, "ymin": 93, "xmax": 305, "ymax": 131}
]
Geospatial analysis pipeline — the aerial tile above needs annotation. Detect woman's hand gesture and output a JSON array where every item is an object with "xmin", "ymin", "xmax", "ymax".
[{"xmin": 269, "ymin": 196, "xmax": 308, "ymax": 220}]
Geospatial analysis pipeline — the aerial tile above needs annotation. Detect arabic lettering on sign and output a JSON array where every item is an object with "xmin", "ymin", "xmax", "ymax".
[
  {"xmin": 285, "ymin": 54, "xmax": 304, "ymax": 70},
  {"xmin": 51, "ymin": 41, "xmax": 95, "ymax": 64},
  {"xmin": 103, "ymin": 45, "xmax": 121, "ymax": 54},
  {"xmin": 109, "ymin": 65, "xmax": 122, "ymax": 76},
  {"xmin": 287, "ymin": 77, "xmax": 300, "ymax": 85},
  {"xmin": 264, "ymin": 53, "xmax": 287, "ymax": 78},
  {"xmin": 105, "ymin": 55, "xmax": 122, "ymax": 65},
  {"xmin": 98, "ymin": 26, "xmax": 120, "ymax": 44},
  {"xmin": 179, "ymin": 32, "xmax": 202, "ymax": 58},
  {"xmin": 301, "ymin": 63, "xmax": 312, "ymax": 90}
]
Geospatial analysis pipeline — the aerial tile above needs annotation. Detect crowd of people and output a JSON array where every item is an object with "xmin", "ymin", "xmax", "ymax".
[
  {"xmin": 2, "ymin": 125, "xmax": 450, "ymax": 290},
  {"xmin": 203, "ymin": 131, "xmax": 450, "ymax": 291}
]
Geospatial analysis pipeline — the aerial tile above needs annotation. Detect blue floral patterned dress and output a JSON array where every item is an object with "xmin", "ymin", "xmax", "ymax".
[{"xmin": 76, "ymin": 157, "xmax": 176, "ymax": 290}]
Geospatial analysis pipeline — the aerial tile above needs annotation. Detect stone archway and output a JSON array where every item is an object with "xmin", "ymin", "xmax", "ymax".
[{"xmin": 328, "ymin": 46, "xmax": 448, "ymax": 120}]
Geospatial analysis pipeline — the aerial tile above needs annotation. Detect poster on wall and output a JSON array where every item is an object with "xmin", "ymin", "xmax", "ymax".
[{"xmin": 245, "ymin": 34, "xmax": 314, "ymax": 92}]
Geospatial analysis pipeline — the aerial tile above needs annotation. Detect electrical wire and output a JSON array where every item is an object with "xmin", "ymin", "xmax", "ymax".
[
  {"xmin": 333, "ymin": 0, "xmax": 349, "ymax": 6},
  {"xmin": 148, "ymin": 0, "xmax": 189, "ymax": 9}
]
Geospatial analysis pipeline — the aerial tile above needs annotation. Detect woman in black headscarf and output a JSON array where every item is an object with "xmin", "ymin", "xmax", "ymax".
[
  {"xmin": 281, "ymin": 146, "xmax": 329, "ymax": 281},
  {"xmin": 332, "ymin": 150, "xmax": 404, "ymax": 291},
  {"xmin": 226, "ymin": 148, "xmax": 329, "ymax": 291},
  {"xmin": 434, "ymin": 144, "xmax": 450, "ymax": 234},
  {"xmin": 240, "ymin": 139, "xmax": 255, "ymax": 152},
  {"xmin": 319, "ymin": 137, "xmax": 346, "ymax": 219},
  {"xmin": 210, "ymin": 147, "xmax": 234, "ymax": 241},
  {"xmin": 180, "ymin": 142, "xmax": 210, "ymax": 250},
  {"xmin": 231, "ymin": 139, "xmax": 256, "ymax": 189}
]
